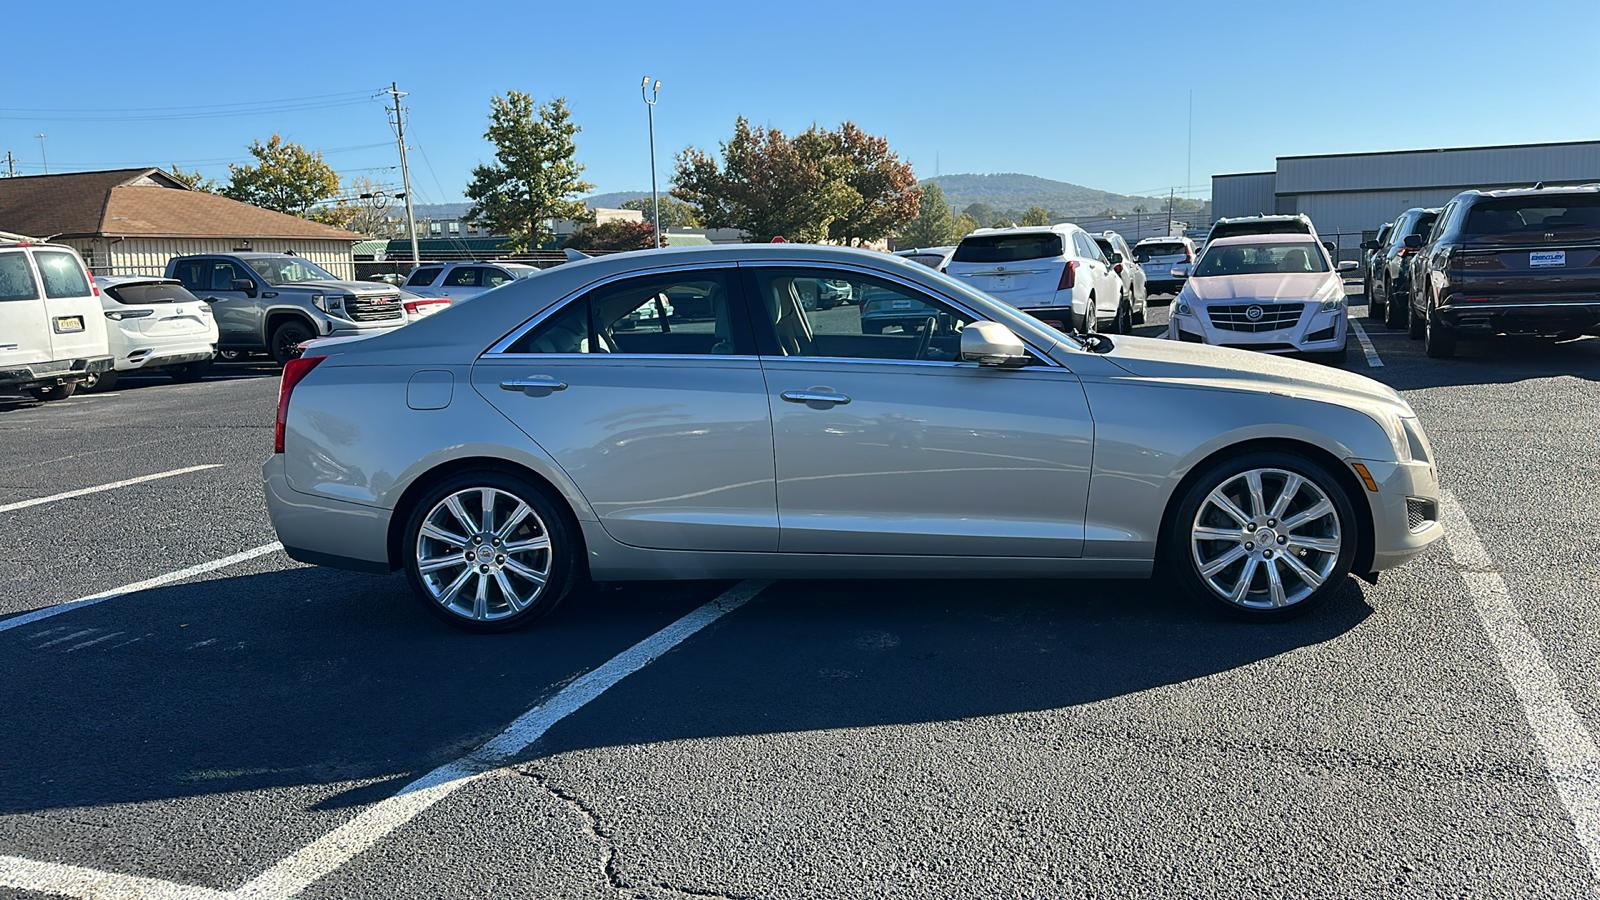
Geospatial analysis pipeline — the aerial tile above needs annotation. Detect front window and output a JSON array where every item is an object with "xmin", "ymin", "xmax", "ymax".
[
  {"xmin": 34, "ymin": 251, "xmax": 92, "ymax": 298},
  {"xmin": 952, "ymin": 233, "xmax": 1063, "ymax": 263},
  {"xmin": 1463, "ymin": 195, "xmax": 1600, "ymax": 236},
  {"xmin": 242, "ymin": 256, "xmax": 339, "ymax": 285},
  {"xmin": 1194, "ymin": 242, "xmax": 1330, "ymax": 276},
  {"xmin": 748, "ymin": 267, "xmax": 978, "ymax": 363},
  {"xmin": 443, "ymin": 267, "xmax": 482, "ymax": 288}
]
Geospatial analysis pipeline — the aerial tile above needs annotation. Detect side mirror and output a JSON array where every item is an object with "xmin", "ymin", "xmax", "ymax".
[
  {"xmin": 1403, "ymin": 234, "xmax": 1423, "ymax": 250},
  {"xmin": 230, "ymin": 278, "xmax": 257, "ymax": 297},
  {"xmin": 1170, "ymin": 264, "xmax": 1191, "ymax": 278},
  {"xmin": 959, "ymin": 321, "xmax": 1029, "ymax": 368},
  {"xmin": 1321, "ymin": 241, "xmax": 1337, "ymax": 255},
  {"xmin": 1109, "ymin": 252, "xmax": 1123, "ymax": 264},
  {"xmin": 1337, "ymin": 261, "xmax": 1360, "ymax": 272}
]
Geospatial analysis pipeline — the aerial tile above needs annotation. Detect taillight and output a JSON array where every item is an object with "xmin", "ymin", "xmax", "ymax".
[
  {"xmin": 275, "ymin": 355, "xmax": 326, "ymax": 453},
  {"xmin": 1058, "ymin": 261, "xmax": 1077, "ymax": 291},
  {"xmin": 1113, "ymin": 262, "xmax": 1123, "ymax": 274},
  {"xmin": 1182, "ymin": 249, "xmax": 1192, "ymax": 262}
]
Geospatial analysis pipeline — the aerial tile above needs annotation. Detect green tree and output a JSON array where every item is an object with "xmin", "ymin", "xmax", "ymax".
[
  {"xmin": 1132, "ymin": 204, "xmax": 1148, "ymax": 213},
  {"xmin": 562, "ymin": 219, "xmax": 660, "ymax": 252},
  {"xmin": 221, "ymin": 135, "xmax": 341, "ymax": 217},
  {"xmin": 897, "ymin": 181, "xmax": 958, "ymax": 249},
  {"xmin": 465, "ymin": 92, "xmax": 595, "ymax": 252},
  {"xmin": 1098, "ymin": 207, "xmax": 1118, "ymax": 217},
  {"xmin": 168, "ymin": 165, "xmax": 217, "ymax": 194},
  {"xmin": 1020, "ymin": 206, "xmax": 1051, "ymax": 227},
  {"xmin": 963, "ymin": 202, "xmax": 994, "ymax": 226},
  {"xmin": 673, "ymin": 117, "xmax": 916, "ymax": 244},
  {"xmin": 620, "ymin": 195, "xmax": 701, "ymax": 228},
  {"xmin": 950, "ymin": 212, "xmax": 978, "ymax": 239}
]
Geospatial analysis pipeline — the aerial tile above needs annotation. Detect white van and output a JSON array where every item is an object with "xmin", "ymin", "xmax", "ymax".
[{"xmin": 0, "ymin": 241, "xmax": 112, "ymax": 401}]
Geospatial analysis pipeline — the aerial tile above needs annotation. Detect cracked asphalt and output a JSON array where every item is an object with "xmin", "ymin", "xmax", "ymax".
[{"xmin": 3, "ymin": 300, "xmax": 1598, "ymax": 898}]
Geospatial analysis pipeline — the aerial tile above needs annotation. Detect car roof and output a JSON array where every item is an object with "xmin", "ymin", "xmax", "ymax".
[
  {"xmin": 1212, "ymin": 214, "xmax": 1310, "ymax": 224},
  {"xmin": 1205, "ymin": 233, "xmax": 1322, "ymax": 247},
  {"xmin": 963, "ymin": 224, "xmax": 1074, "ymax": 237},
  {"xmin": 1464, "ymin": 183, "xmax": 1600, "ymax": 199},
  {"xmin": 1134, "ymin": 236, "xmax": 1190, "ymax": 245}
]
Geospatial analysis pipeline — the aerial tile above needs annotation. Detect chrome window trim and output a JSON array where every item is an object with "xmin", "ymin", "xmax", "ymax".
[
  {"xmin": 737, "ymin": 259, "xmax": 1065, "ymax": 368},
  {"xmin": 480, "ymin": 353, "xmax": 763, "ymax": 363},
  {"xmin": 483, "ymin": 261, "xmax": 745, "ymax": 357}
]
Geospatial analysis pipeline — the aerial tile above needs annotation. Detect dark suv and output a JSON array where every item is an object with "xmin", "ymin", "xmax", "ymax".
[
  {"xmin": 1410, "ymin": 185, "xmax": 1600, "ymax": 358},
  {"xmin": 1364, "ymin": 207, "xmax": 1439, "ymax": 329}
]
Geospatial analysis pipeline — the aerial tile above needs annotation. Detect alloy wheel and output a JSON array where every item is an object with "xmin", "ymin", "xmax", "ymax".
[
  {"xmin": 414, "ymin": 487, "xmax": 554, "ymax": 622},
  {"xmin": 1189, "ymin": 467, "xmax": 1341, "ymax": 610}
]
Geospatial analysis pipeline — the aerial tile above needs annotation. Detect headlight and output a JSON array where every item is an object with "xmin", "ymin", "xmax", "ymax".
[
  {"xmin": 1174, "ymin": 298, "xmax": 1193, "ymax": 316},
  {"xmin": 1319, "ymin": 292, "xmax": 1346, "ymax": 312},
  {"xmin": 1372, "ymin": 410, "xmax": 1412, "ymax": 463},
  {"xmin": 310, "ymin": 293, "xmax": 326, "ymax": 311}
]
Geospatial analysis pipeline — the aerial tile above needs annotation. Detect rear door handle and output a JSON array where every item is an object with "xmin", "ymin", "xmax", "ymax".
[
  {"xmin": 501, "ymin": 376, "xmax": 568, "ymax": 396},
  {"xmin": 781, "ymin": 389, "xmax": 850, "ymax": 407}
]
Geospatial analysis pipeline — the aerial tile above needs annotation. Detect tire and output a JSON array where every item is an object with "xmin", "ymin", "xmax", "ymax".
[
  {"xmin": 1407, "ymin": 298, "xmax": 1425, "ymax": 340},
  {"xmin": 1165, "ymin": 451, "xmax": 1358, "ymax": 622},
  {"xmin": 218, "ymin": 349, "xmax": 246, "ymax": 362},
  {"xmin": 169, "ymin": 359, "xmax": 213, "ymax": 383},
  {"xmin": 1365, "ymin": 280, "xmax": 1384, "ymax": 321},
  {"xmin": 269, "ymin": 320, "xmax": 315, "ymax": 366},
  {"xmin": 1133, "ymin": 288, "xmax": 1147, "ymax": 325},
  {"xmin": 1384, "ymin": 287, "xmax": 1408, "ymax": 329},
  {"xmin": 1115, "ymin": 297, "xmax": 1133, "ymax": 334},
  {"xmin": 28, "ymin": 381, "xmax": 78, "ymax": 402},
  {"xmin": 401, "ymin": 471, "xmax": 580, "ymax": 633},
  {"xmin": 1424, "ymin": 299, "xmax": 1456, "ymax": 358},
  {"xmin": 82, "ymin": 370, "xmax": 120, "ymax": 393}
]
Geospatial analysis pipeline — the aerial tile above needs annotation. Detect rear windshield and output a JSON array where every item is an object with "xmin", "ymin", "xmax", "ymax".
[
  {"xmin": 1463, "ymin": 195, "xmax": 1600, "ymax": 236},
  {"xmin": 0, "ymin": 252, "xmax": 39, "ymax": 301},
  {"xmin": 1134, "ymin": 243, "xmax": 1186, "ymax": 262},
  {"xmin": 34, "ymin": 251, "xmax": 91, "ymax": 298},
  {"xmin": 952, "ymin": 234, "xmax": 1063, "ymax": 263},
  {"xmin": 1209, "ymin": 220, "xmax": 1310, "ymax": 240},
  {"xmin": 1406, "ymin": 213, "xmax": 1438, "ymax": 237},
  {"xmin": 1194, "ymin": 242, "xmax": 1329, "ymax": 277},
  {"xmin": 105, "ymin": 282, "xmax": 200, "ymax": 305},
  {"xmin": 1093, "ymin": 239, "xmax": 1115, "ymax": 256}
]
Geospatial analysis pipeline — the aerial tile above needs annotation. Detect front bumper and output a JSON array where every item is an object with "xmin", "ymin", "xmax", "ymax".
[
  {"xmin": 264, "ymin": 455, "xmax": 394, "ymax": 573},
  {"xmin": 1437, "ymin": 298, "xmax": 1600, "ymax": 336},
  {"xmin": 1353, "ymin": 457, "xmax": 1443, "ymax": 573},
  {"xmin": 1167, "ymin": 306, "xmax": 1348, "ymax": 354},
  {"xmin": 325, "ymin": 318, "xmax": 405, "ymax": 338},
  {"xmin": 0, "ymin": 355, "xmax": 113, "ymax": 390}
]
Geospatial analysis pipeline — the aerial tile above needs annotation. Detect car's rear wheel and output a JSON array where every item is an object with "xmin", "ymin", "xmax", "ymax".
[
  {"xmin": 1384, "ymin": 287, "xmax": 1408, "ymax": 329},
  {"xmin": 1365, "ymin": 281, "xmax": 1383, "ymax": 321},
  {"xmin": 82, "ymin": 370, "xmax": 119, "ymax": 392},
  {"xmin": 1114, "ymin": 295, "xmax": 1133, "ymax": 334},
  {"xmin": 1167, "ymin": 451, "xmax": 1357, "ymax": 621},
  {"xmin": 1424, "ymin": 298, "xmax": 1456, "ymax": 358},
  {"xmin": 402, "ymin": 472, "xmax": 578, "ymax": 633}
]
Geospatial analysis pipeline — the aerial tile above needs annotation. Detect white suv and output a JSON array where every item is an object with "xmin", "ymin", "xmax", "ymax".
[
  {"xmin": 1133, "ymin": 236, "xmax": 1198, "ymax": 296},
  {"xmin": 944, "ymin": 225, "xmax": 1121, "ymax": 332},
  {"xmin": 87, "ymin": 276, "xmax": 220, "ymax": 391},
  {"xmin": 0, "ymin": 241, "xmax": 111, "ymax": 401},
  {"xmin": 403, "ymin": 261, "xmax": 541, "ymax": 302}
]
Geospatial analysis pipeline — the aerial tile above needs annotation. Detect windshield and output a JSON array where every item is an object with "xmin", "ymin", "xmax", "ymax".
[
  {"xmin": 1194, "ymin": 241, "xmax": 1329, "ymax": 276},
  {"xmin": 243, "ymin": 256, "xmax": 340, "ymax": 285},
  {"xmin": 952, "ymin": 234, "xmax": 1063, "ymax": 263},
  {"xmin": 1134, "ymin": 243, "xmax": 1186, "ymax": 262},
  {"xmin": 1463, "ymin": 195, "xmax": 1600, "ymax": 236},
  {"xmin": 104, "ymin": 281, "xmax": 200, "ymax": 305}
]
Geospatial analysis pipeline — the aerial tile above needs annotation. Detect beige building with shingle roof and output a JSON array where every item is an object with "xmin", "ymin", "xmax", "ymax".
[{"xmin": 0, "ymin": 168, "xmax": 361, "ymax": 278}]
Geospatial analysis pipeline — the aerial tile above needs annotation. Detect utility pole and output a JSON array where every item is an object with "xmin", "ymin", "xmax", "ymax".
[
  {"xmin": 385, "ymin": 82, "xmax": 420, "ymax": 269},
  {"xmin": 641, "ymin": 77, "xmax": 662, "ymax": 248},
  {"xmin": 2, "ymin": 152, "xmax": 15, "ymax": 177},
  {"xmin": 36, "ymin": 135, "xmax": 47, "ymax": 175},
  {"xmin": 1166, "ymin": 188, "xmax": 1175, "ymax": 235}
]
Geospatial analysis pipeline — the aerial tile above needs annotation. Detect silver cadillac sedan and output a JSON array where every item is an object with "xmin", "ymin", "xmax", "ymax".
[{"xmin": 265, "ymin": 244, "xmax": 1442, "ymax": 632}]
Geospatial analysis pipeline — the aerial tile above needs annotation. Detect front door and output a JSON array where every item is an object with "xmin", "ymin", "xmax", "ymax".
[
  {"xmin": 742, "ymin": 265, "xmax": 1095, "ymax": 557},
  {"xmin": 473, "ymin": 266, "xmax": 778, "ymax": 552}
]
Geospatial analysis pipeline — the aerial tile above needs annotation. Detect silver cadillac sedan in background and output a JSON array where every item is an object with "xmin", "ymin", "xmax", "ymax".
[{"xmin": 266, "ymin": 244, "xmax": 1442, "ymax": 632}]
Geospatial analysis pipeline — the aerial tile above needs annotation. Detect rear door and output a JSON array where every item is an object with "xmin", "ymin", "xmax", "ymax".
[
  {"xmin": 0, "ymin": 249, "xmax": 49, "ymax": 367},
  {"xmin": 178, "ymin": 258, "xmax": 259, "ymax": 347},
  {"xmin": 473, "ymin": 265, "xmax": 778, "ymax": 552},
  {"xmin": 30, "ymin": 249, "xmax": 107, "ymax": 364}
]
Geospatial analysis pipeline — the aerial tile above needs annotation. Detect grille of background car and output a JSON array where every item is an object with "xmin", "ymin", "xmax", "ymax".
[
  {"xmin": 1207, "ymin": 303, "xmax": 1304, "ymax": 333},
  {"xmin": 346, "ymin": 294, "xmax": 404, "ymax": 322}
]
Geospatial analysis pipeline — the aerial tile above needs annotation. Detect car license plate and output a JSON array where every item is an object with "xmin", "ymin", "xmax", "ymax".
[
  {"xmin": 53, "ymin": 316, "xmax": 84, "ymax": 333},
  {"xmin": 1531, "ymin": 250, "xmax": 1566, "ymax": 267},
  {"xmin": 988, "ymin": 275, "xmax": 1012, "ymax": 289},
  {"xmin": 891, "ymin": 299, "xmax": 913, "ymax": 309}
]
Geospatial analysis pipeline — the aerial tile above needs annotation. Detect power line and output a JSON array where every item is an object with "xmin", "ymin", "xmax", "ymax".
[{"xmin": 0, "ymin": 96, "xmax": 384, "ymax": 123}]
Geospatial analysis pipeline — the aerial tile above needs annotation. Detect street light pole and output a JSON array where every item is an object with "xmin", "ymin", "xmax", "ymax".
[{"xmin": 642, "ymin": 77, "xmax": 662, "ymax": 248}]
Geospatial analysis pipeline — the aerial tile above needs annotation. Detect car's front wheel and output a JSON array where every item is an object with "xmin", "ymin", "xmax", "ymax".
[
  {"xmin": 1167, "ymin": 452, "xmax": 1357, "ymax": 621},
  {"xmin": 401, "ymin": 472, "xmax": 579, "ymax": 633},
  {"xmin": 82, "ymin": 370, "xmax": 119, "ymax": 392},
  {"xmin": 269, "ymin": 320, "xmax": 315, "ymax": 366}
]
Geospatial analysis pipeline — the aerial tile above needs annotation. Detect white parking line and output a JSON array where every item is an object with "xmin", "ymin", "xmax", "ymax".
[
  {"xmin": 0, "ymin": 578, "xmax": 770, "ymax": 898},
  {"xmin": 0, "ymin": 543, "xmax": 282, "ymax": 633},
  {"xmin": 1348, "ymin": 318, "xmax": 1384, "ymax": 368},
  {"xmin": 1441, "ymin": 491, "xmax": 1600, "ymax": 883},
  {"xmin": 0, "ymin": 464, "xmax": 223, "ymax": 514}
]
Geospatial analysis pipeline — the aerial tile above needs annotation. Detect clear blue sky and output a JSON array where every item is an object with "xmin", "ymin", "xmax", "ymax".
[{"xmin": 5, "ymin": 0, "xmax": 1596, "ymax": 205}]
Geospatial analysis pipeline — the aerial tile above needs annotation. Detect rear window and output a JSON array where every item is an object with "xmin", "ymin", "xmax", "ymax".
[
  {"xmin": 34, "ymin": 251, "xmax": 91, "ymax": 298},
  {"xmin": 0, "ymin": 252, "xmax": 39, "ymax": 302},
  {"xmin": 1210, "ymin": 221, "xmax": 1310, "ymax": 241},
  {"xmin": 104, "ymin": 282, "xmax": 200, "ymax": 306},
  {"xmin": 952, "ymin": 234, "xmax": 1063, "ymax": 263},
  {"xmin": 1463, "ymin": 195, "xmax": 1600, "ymax": 235},
  {"xmin": 1134, "ymin": 243, "xmax": 1186, "ymax": 262},
  {"xmin": 405, "ymin": 267, "xmax": 442, "ymax": 287}
]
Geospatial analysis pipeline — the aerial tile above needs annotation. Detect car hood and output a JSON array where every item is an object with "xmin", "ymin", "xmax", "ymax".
[
  {"xmin": 279, "ymin": 280, "xmax": 400, "ymax": 296},
  {"xmin": 1186, "ymin": 273, "xmax": 1335, "ymax": 303},
  {"xmin": 1101, "ymin": 334, "xmax": 1407, "ymax": 412}
]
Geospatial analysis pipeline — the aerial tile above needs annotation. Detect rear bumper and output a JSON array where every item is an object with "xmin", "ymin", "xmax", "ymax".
[
  {"xmin": 1146, "ymin": 279, "xmax": 1186, "ymax": 294},
  {"xmin": 115, "ymin": 343, "xmax": 216, "ymax": 372},
  {"xmin": 1438, "ymin": 299, "xmax": 1600, "ymax": 335},
  {"xmin": 0, "ymin": 355, "xmax": 113, "ymax": 390},
  {"xmin": 264, "ymin": 455, "xmax": 394, "ymax": 572}
]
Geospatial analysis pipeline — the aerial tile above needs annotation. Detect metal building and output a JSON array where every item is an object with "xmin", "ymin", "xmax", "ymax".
[{"xmin": 1212, "ymin": 139, "xmax": 1600, "ymax": 254}]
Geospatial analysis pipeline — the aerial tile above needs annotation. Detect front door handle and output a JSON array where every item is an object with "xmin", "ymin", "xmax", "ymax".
[
  {"xmin": 781, "ymin": 389, "xmax": 850, "ymax": 408},
  {"xmin": 501, "ymin": 376, "xmax": 568, "ymax": 396}
]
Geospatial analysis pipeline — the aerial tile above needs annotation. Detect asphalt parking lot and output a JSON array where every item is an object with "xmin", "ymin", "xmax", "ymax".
[{"xmin": 4, "ymin": 297, "xmax": 1600, "ymax": 899}]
